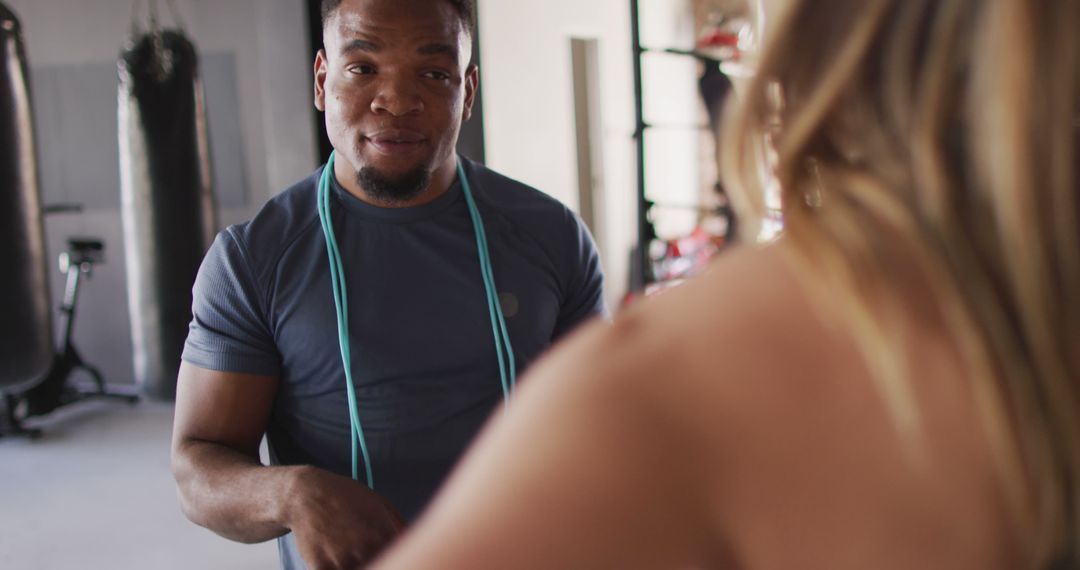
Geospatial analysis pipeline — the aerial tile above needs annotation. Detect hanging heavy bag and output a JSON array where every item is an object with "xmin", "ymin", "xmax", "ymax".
[
  {"xmin": 118, "ymin": 5, "xmax": 216, "ymax": 401},
  {"xmin": 0, "ymin": 3, "xmax": 53, "ymax": 393}
]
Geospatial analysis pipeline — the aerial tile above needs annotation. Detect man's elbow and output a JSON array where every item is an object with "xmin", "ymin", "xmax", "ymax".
[{"xmin": 170, "ymin": 440, "xmax": 209, "ymax": 527}]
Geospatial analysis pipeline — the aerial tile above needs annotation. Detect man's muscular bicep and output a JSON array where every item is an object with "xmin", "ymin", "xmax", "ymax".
[{"xmin": 172, "ymin": 362, "xmax": 279, "ymax": 459}]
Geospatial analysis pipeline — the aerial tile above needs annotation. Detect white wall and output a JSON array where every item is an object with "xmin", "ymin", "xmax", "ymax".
[
  {"xmin": 5, "ymin": 0, "xmax": 316, "ymax": 386},
  {"xmin": 478, "ymin": 0, "xmax": 638, "ymax": 308}
]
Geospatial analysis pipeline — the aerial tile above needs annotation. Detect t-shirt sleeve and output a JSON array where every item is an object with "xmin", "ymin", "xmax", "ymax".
[
  {"xmin": 552, "ymin": 212, "xmax": 608, "ymax": 340},
  {"xmin": 181, "ymin": 229, "xmax": 281, "ymax": 376}
]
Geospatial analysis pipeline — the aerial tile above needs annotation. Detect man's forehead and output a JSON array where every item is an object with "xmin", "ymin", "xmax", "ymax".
[
  {"xmin": 329, "ymin": 0, "xmax": 468, "ymax": 41},
  {"xmin": 331, "ymin": 11, "xmax": 468, "ymax": 55}
]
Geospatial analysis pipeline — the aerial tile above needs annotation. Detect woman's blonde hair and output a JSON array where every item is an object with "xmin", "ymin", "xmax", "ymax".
[{"xmin": 723, "ymin": 0, "xmax": 1080, "ymax": 565}]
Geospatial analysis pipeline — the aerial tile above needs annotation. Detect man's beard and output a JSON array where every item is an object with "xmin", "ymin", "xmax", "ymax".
[{"xmin": 356, "ymin": 164, "xmax": 432, "ymax": 206}]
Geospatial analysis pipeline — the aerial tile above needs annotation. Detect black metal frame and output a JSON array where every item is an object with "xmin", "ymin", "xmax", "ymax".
[
  {"xmin": 629, "ymin": 1, "xmax": 743, "ymax": 292},
  {"xmin": 629, "ymin": 0, "xmax": 653, "ymax": 293}
]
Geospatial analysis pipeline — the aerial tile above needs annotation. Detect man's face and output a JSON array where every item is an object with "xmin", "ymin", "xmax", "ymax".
[{"xmin": 315, "ymin": 0, "xmax": 477, "ymax": 204}]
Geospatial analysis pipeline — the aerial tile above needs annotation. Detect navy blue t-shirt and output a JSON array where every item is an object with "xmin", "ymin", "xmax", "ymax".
[{"xmin": 181, "ymin": 156, "xmax": 605, "ymax": 568}]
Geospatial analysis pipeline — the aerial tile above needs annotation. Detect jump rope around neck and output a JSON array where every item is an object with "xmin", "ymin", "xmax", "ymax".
[{"xmin": 316, "ymin": 151, "xmax": 516, "ymax": 489}]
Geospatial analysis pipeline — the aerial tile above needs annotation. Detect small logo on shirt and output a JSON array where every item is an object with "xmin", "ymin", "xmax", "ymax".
[{"xmin": 499, "ymin": 292, "xmax": 519, "ymax": 318}]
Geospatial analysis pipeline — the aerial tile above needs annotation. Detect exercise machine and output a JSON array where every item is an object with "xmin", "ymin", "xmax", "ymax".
[{"xmin": 1, "ymin": 235, "xmax": 139, "ymax": 438}]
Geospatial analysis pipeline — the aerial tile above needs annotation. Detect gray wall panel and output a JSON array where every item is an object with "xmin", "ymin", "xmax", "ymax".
[{"xmin": 31, "ymin": 52, "xmax": 248, "ymax": 211}]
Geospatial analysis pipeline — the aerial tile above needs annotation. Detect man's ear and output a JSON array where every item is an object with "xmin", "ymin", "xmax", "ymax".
[
  {"xmin": 314, "ymin": 49, "xmax": 328, "ymax": 112},
  {"xmin": 462, "ymin": 64, "xmax": 479, "ymax": 123}
]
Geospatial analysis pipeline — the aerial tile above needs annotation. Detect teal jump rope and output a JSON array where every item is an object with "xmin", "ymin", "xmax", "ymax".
[{"xmin": 316, "ymin": 151, "xmax": 516, "ymax": 488}]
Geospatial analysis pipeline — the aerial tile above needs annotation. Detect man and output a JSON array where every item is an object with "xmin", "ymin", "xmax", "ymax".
[{"xmin": 169, "ymin": 0, "xmax": 606, "ymax": 568}]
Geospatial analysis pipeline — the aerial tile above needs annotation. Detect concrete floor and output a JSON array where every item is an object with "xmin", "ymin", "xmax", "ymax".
[{"xmin": 0, "ymin": 399, "xmax": 278, "ymax": 569}]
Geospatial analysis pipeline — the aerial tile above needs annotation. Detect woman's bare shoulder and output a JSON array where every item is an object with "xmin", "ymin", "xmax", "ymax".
[
  {"xmin": 572, "ymin": 243, "xmax": 845, "ymax": 406},
  {"xmin": 570, "ymin": 243, "xmax": 1018, "ymax": 569}
]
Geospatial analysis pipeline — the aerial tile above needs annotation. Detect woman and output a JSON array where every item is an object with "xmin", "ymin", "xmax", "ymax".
[{"xmin": 374, "ymin": 0, "xmax": 1079, "ymax": 567}]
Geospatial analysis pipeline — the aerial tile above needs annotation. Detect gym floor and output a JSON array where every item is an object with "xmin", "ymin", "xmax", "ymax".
[{"xmin": 0, "ymin": 400, "xmax": 277, "ymax": 569}]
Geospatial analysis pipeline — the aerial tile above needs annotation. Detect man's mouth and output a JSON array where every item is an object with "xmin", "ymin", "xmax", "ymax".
[{"xmin": 364, "ymin": 130, "xmax": 426, "ymax": 155}]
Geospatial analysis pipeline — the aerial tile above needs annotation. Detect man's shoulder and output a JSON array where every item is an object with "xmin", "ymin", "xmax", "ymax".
[
  {"xmin": 221, "ymin": 168, "xmax": 322, "ymax": 271},
  {"xmin": 465, "ymin": 159, "xmax": 582, "ymax": 235}
]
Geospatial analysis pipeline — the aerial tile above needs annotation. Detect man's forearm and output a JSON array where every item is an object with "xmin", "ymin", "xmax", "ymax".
[{"xmin": 172, "ymin": 439, "xmax": 303, "ymax": 543}]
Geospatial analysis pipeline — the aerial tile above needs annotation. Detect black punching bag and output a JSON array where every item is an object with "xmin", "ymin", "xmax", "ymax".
[
  {"xmin": 0, "ymin": 4, "xmax": 52, "ymax": 392},
  {"xmin": 118, "ymin": 27, "xmax": 215, "ymax": 401}
]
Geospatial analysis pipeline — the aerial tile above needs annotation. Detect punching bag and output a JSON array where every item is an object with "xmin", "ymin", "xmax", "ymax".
[
  {"xmin": 118, "ymin": 24, "xmax": 215, "ymax": 401},
  {"xmin": 0, "ymin": 3, "xmax": 52, "ymax": 392}
]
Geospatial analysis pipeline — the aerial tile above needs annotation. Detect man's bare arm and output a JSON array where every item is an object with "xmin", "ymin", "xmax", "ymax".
[
  {"xmin": 171, "ymin": 361, "xmax": 405, "ymax": 565},
  {"xmin": 171, "ymin": 362, "xmax": 296, "ymax": 542}
]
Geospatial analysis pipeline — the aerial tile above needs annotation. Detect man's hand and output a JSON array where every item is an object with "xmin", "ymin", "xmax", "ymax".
[{"xmin": 286, "ymin": 466, "xmax": 407, "ymax": 569}]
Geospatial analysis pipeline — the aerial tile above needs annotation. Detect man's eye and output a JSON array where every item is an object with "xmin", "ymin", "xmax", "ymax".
[
  {"xmin": 424, "ymin": 71, "xmax": 451, "ymax": 81},
  {"xmin": 348, "ymin": 64, "xmax": 376, "ymax": 75}
]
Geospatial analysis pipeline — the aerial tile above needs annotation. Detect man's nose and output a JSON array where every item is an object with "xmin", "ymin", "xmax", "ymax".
[{"xmin": 370, "ymin": 75, "xmax": 424, "ymax": 117}]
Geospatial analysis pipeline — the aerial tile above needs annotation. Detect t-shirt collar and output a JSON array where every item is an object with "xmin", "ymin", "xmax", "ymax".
[{"xmin": 327, "ymin": 161, "xmax": 464, "ymax": 223}]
